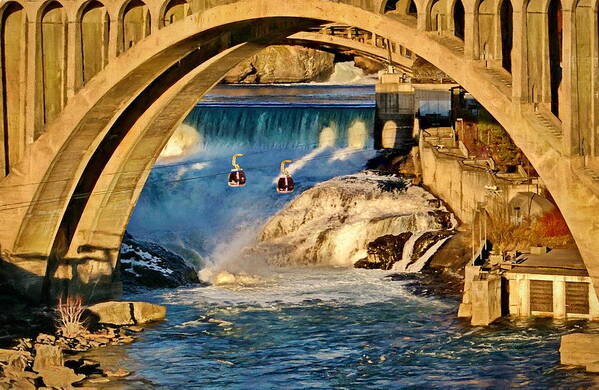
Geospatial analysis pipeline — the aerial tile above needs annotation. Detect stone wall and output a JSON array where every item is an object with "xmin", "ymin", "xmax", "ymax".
[{"xmin": 418, "ymin": 126, "xmax": 540, "ymax": 224}]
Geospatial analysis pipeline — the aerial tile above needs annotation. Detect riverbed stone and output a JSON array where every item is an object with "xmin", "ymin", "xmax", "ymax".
[
  {"xmin": 0, "ymin": 348, "xmax": 30, "ymax": 362},
  {"xmin": 132, "ymin": 301, "xmax": 166, "ymax": 324},
  {"xmin": 105, "ymin": 368, "xmax": 131, "ymax": 377},
  {"xmin": 33, "ymin": 344, "xmax": 63, "ymax": 372},
  {"xmin": 9, "ymin": 378, "xmax": 36, "ymax": 390},
  {"xmin": 86, "ymin": 301, "xmax": 166, "ymax": 326},
  {"xmin": 560, "ymin": 333, "xmax": 599, "ymax": 367},
  {"xmin": 38, "ymin": 366, "xmax": 85, "ymax": 388}
]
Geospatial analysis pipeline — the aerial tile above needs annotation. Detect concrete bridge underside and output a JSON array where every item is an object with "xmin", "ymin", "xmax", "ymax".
[{"xmin": 0, "ymin": 0, "xmax": 599, "ymax": 302}]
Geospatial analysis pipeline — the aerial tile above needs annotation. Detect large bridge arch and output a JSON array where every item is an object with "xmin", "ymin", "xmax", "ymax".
[{"xmin": 0, "ymin": 0, "xmax": 598, "ymax": 302}]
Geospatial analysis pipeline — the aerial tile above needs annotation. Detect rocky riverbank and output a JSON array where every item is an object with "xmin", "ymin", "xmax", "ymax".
[{"xmin": 0, "ymin": 300, "xmax": 166, "ymax": 389}]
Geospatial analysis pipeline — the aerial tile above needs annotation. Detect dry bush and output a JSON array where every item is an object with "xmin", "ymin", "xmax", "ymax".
[
  {"xmin": 484, "ymin": 204, "xmax": 574, "ymax": 253},
  {"xmin": 483, "ymin": 200, "xmax": 540, "ymax": 253},
  {"xmin": 56, "ymin": 296, "xmax": 87, "ymax": 338},
  {"xmin": 536, "ymin": 208, "xmax": 571, "ymax": 237}
]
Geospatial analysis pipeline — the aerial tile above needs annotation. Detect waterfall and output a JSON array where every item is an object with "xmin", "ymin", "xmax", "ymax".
[
  {"xmin": 128, "ymin": 86, "xmax": 377, "ymax": 267},
  {"xmin": 127, "ymin": 85, "xmax": 453, "ymax": 287},
  {"xmin": 199, "ymin": 172, "xmax": 456, "ymax": 284}
]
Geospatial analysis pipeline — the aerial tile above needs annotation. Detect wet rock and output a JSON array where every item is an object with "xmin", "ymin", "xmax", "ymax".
[
  {"xmin": 428, "ymin": 210, "xmax": 453, "ymax": 230},
  {"xmin": 88, "ymin": 376, "xmax": 110, "ymax": 384},
  {"xmin": 35, "ymin": 334, "xmax": 55, "ymax": 344},
  {"xmin": 255, "ymin": 172, "xmax": 450, "ymax": 268},
  {"xmin": 37, "ymin": 366, "xmax": 85, "ymax": 388},
  {"xmin": 0, "ymin": 348, "xmax": 30, "ymax": 363},
  {"xmin": 124, "ymin": 326, "xmax": 144, "ymax": 333},
  {"xmin": 121, "ymin": 233, "xmax": 200, "ymax": 288},
  {"xmin": 354, "ymin": 232, "xmax": 413, "ymax": 270},
  {"xmin": 86, "ymin": 301, "xmax": 166, "ymax": 326},
  {"xmin": 105, "ymin": 368, "xmax": 131, "ymax": 378},
  {"xmin": 32, "ymin": 344, "xmax": 63, "ymax": 372},
  {"xmin": 8, "ymin": 378, "xmax": 36, "ymax": 390},
  {"xmin": 133, "ymin": 301, "xmax": 167, "ymax": 324},
  {"xmin": 411, "ymin": 231, "xmax": 454, "ymax": 261}
]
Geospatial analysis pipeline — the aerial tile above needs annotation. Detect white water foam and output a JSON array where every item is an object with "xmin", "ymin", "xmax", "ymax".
[
  {"xmin": 161, "ymin": 267, "xmax": 451, "ymax": 309},
  {"xmin": 315, "ymin": 62, "xmax": 380, "ymax": 85}
]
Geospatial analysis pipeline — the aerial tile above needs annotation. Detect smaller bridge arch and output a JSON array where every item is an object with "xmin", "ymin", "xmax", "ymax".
[
  {"xmin": 77, "ymin": 0, "xmax": 110, "ymax": 87},
  {"xmin": 38, "ymin": 1, "xmax": 67, "ymax": 129},
  {"xmin": 160, "ymin": 0, "xmax": 188, "ymax": 28},
  {"xmin": 0, "ymin": 1, "xmax": 27, "ymax": 175},
  {"xmin": 118, "ymin": 0, "xmax": 151, "ymax": 54}
]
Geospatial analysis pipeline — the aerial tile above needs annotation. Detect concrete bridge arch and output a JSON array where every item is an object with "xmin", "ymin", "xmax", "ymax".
[{"xmin": 1, "ymin": 0, "xmax": 599, "ymax": 301}]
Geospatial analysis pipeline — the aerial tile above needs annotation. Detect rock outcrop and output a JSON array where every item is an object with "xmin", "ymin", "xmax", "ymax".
[
  {"xmin": 354, "ymin": 232, "xmax": 413, "ymax": 270},
  {"xmin": 86, "ymin": 301, "xmax": 166, "ymax": 326},
  {"xmin": 251, "ymin": 172, "xmax": 455, "ymax": 268},
  {"xmin": 223, "ymin": 45, "xmax": 335, "ymax": 84},
  {"xmin": 0, "ymin": 326, "xmax": 145, "ymax": 388},
  {"xmin": 120, "ymin": 233, "xmax": 200, "ymax": 288},
  {"xmin": 353, "ymin": 56, "xmax": 385, "ymax": 75}
]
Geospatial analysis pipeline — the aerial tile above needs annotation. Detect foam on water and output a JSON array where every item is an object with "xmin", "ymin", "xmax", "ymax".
[{"xmin": 167, "ymin": 267, "xmax": 449, "ymax": 309}]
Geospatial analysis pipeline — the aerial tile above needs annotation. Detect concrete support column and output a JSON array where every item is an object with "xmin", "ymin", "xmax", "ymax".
[
  {"xmin": 553, "ymin": 279, "xmax": 566, "ymax": 318},
  {"xmin": 511, "ymin": 10, "xmax": 528, "ymax": 104},
  {"xmin": 464, "ymin": 11, "xmax": 476, "ymax": 59},
  {"xmin": 519, "ymin": 277, "xmax": 531, "ymax": 316},
  {"xmin": 589, "ymin": 283, "xmax": 599, "ymax": 320},
  {"xmin": 508, "ymin": 278, "xmax": 521, "ymax": 315},
  {"xmin": 150, "ymin": 8, "xmax": 160, "ymax": 33},
  {"xmin": 66, "ymin": 20, "xmax": 78, "ymax": 100},
  {"xmin": 594, "ymin": 10, "xmax": 599, "ymax": 162},
  {"xmin": 25, "ymin": 19, "xmax": 39, "ymax": 142},
  {"xmin": 108, "ymin": 18, "xmax": 119, "ymax": 59},
  {"xmin": 416, "ymin": 0, "xmax": 428, "ymax": 31},
  {"xmin": 561, "ymin": 8, "xmax": 578, "ymax": 156}
]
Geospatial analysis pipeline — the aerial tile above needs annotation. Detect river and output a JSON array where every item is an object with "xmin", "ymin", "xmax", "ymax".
[{"xmin": 92, "ymin": 82, "xmax": 599, "ymax": 389}]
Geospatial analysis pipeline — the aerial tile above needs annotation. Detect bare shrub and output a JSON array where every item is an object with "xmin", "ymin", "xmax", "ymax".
[
  {"xmin": 484, "ymin": 203, "xmax": 574, "ymax": 253},
  {"xmin": 536, "ymin": 209, "xmax": 571, "ymax": 237},
  {"xmin": 56, "ymin": 296, "xmax": 87, "ymax": 338},
  {"xmin": 482, "ymin": 200, "xmax": 538, "ymax": 254}
]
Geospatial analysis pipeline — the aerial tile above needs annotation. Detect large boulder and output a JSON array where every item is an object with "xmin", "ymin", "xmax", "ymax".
[
  {"xmin": 354, "ymin": 232, "xmax": 413, "ymax": 270},
  {"xmin": 86, "ymin": 301, "xmax": 166, "ymax": 326},
  {"xmin": 223, "ymin": 45, "xmax": 335, "ymax": 84},
  {"xmin": 353, "ymin": 56, "xmax": 385, "ymax": 75},
  {"xmin": 38, "ymin": 366, "xmax": 85, "ymax": 389},
  {"xmin": 32, "ymin": 344, "xmax": 63, "ymax": 372},
  {"xmin": 560, "ymin": 333, "xmax": 599, "ymax": 368},
  {"xmin": 120, "ymin": 233, "xmax": 200, "ymax": 288}
]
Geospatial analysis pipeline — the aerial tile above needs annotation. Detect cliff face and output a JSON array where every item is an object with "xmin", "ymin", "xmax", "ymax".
[{"xmin": 223, "ymin": 45, "xmax": 335, "ymax": 84}]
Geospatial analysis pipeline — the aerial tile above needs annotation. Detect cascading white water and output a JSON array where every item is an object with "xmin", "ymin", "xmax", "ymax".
[
  {"xmin": 200, "ymin": 171, "xmax": 456, "ymax": 285},
  {"xmin": 317, "ymin": 61, "xmax": 380, "ymax": 85},
  {"xmin": 128, "ymin": 85, "xmax": 455, "ymax": 288}
]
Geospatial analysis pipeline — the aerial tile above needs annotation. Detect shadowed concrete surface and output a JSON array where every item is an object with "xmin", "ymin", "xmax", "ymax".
[{"xmin": 0, "ymin": 0, "xmax": 599, "ymax": 301}]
